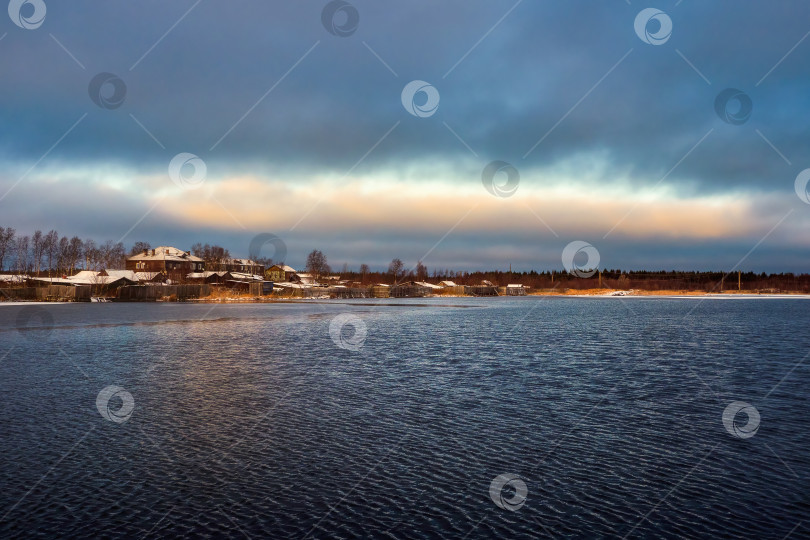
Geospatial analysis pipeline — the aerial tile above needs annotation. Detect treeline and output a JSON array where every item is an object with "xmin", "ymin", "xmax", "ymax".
[
  {"xmin": 0, "ymin": 227, "xmax": 128, "ymax": 275},
  {"xmin": 311, "ymin": 252, "xmax": 810, "ymax": 292},
  {"xmin": 337, "ymin": 267, "xmax": 810, "ymax": 292},
  {"xmin": 0, "ymin": 226, "xmax": 274, "ymax": 277}
]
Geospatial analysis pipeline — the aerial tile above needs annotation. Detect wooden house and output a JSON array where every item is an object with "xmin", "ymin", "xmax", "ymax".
[
  {"xmin": 126, "ymin": 247, "xmax": 204, "ymax": 282},
  {"xmin": 265, "ymin": 264, "xmax": 296, "ymax": 282},
  {"xmin": 220, "ymin": 258, "xmax": 265, "ymax": 275}
]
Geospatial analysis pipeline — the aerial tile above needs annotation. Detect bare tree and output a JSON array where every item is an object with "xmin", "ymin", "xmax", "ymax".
[
  {"xmin": 110, "ymin": 241, "xmax": 126, "ymax": 268},
  {"xmin": 129, "ymin": 241, "xmax": 151, "ymax": 256},
  {"xmin": 98, "ymin": 241, "xmax": 111, "ymax": 269},
  {"xmin": 251, "ymin": 252, "xmax": 275, "ymax": 269},
  {"xmin": 99, "ymin": 240, "xmax": 126, "ymax": 269},
  {"xmin": 0, "ymin": 227, "xmax": 15, "ymax": 271},
  {"xmin": 56, "ymin": 236, "xmax": 69, "ymax": 275},
  {"xmin": 415, "ymin": 260, "xmax": 428, "ymax": 280},
  {"xmin": 191, "ymin": 243, "xmax": 230, "ymax": 270},
  {"xmin": 67, "ymin": 236, "xmax": 83, "ymax": 274},
  {"xmin": 388, "ymin": 258, "xmax": 404, "ymax": 283},
  {"xmin": 31, "ymin": 230, "xmax": 45, "ymax": 276},
  {"xmin": 305, "ymin": 249, "xmax": 330, "ymax": 280},
  {"xmin": 84, "ymin": 239, "xmax": 100, "ymax": 270},
  {"xmin": 209, "ymin": 245, "xmax": 230, "ymax": 269},
  {"xmin": 15, "ymin": 235, "xmax": 30, "ymax": 273},
  {"xmin": 43, "ymin": 230, "xmax": 58, "ymax": 277},
  {"xmin": 359, "ymin": 263, "xmax": 370, "ymax": 284}
]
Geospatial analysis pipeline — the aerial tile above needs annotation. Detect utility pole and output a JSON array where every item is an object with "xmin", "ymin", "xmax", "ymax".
[
  {"xmin": 738, "ymin": 270, "xmax": 741, "ymax": 291},
  {"xmin": 599, "ymin": 270, "xmax": 602, "ymax": 288}
]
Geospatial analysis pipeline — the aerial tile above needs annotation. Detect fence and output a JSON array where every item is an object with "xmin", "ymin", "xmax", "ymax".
[
  {"xmin": 500, "ymin": 287, "xmax": 527, "ymax": 296},
  {"xmin": 390, "ymin": 285, "xmax": 430, "ymax": 298},
  {"xmin": 329, "ymin": 287, "xmax": 370, "ymax": 299},
  {"xmin": 370, "ymin": 286, "xmax": 390, "ymax": 298},
  {"xmin": 440, "ymin": 285, "xmax": 466, "ymax": 295},
  {"xmin": 117, "ymin": 284, "xmax": 211, "ymax": 301},
  {"xmin": 1, "ymin": 286, "xmax": 92, "ymax": 301},
  {"xmin": 41, "ymin": 285, "xmax": 92, "ymax": 301},
  {"xmin": 1, "ymin": 287, "xmax": 38, "ymax": 300},
  {"xmin": 466, "ymin": 285, "xmax": 500, "ymax": 296}
]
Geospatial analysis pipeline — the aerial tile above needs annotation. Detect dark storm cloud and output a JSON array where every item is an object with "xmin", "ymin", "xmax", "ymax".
[{"xmin": 2, "ymin": 0, "xmax": 809, "ymax": 193}]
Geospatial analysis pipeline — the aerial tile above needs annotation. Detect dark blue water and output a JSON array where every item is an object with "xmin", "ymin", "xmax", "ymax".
[{"xmin": 0, "ymin": 297, "xmax": 808, "ymax": 539}]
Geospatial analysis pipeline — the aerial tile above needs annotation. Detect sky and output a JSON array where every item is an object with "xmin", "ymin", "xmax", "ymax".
[{"xmin": 1, "ymin": 0, "xmax": 810, "ymax": 272}]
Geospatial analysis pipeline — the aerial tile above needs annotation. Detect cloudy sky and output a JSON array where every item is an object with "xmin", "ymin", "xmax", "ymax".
[{"xmin": 1, "ymin": 0, "xmax": 809, "ymax": 272}]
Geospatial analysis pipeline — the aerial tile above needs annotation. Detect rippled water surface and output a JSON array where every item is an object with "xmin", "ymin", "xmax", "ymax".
[{"xmin": 0, "ymin": 297, "xmax": 808, "ymax": 539}]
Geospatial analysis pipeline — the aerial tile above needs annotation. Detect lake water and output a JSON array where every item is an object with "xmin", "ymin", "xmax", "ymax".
[{"xmin": 0, "ymin": 297, "xmax": 808, "ymax": 539}]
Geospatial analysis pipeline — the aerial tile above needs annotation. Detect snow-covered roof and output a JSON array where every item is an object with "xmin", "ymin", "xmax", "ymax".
[
  {"xmin": 187, "ymin": 271, "xmax": 229, "ymax": 279},
  {"xmin": 229, "ymin": 272, "xmax": 263, "ymax": 281},
  {"xmin": 32, "ymin": 269, "xmax": 138, "ymax": 286},
  {"xmin": 71, "ymin": 270, "xmax": 101, "ymax": 281},
  {"xmin": 269, "ymin": 264, "xmax": 296, "ymax": 272},
  {"xmin": 272, "ymin": 282, "xmax": 312, "ymax": 289},
  {"xmin": 32, "ymin": 277, "xmax": 74, "ymax": 284},
  {"xmin": 227, "ymin": 258, "xmax": 260, "ymax": 266},
  {"xmin": 104, "ymin": 270, "xmax": 138, "ymax": 281},
  {"xmin": 438, "ymin": 281, "xmax": 457, "ymax": 287},
  {"xmin": 127, "ymin": 246, "xmax": 203, "ymax": 263},
  {"xmin": 135, "ymin": 272, "xmax": 162, "ymax": 281},
  {"xmin": 0, "ymin": 274, "xmax": 28, "ymax": 282}
]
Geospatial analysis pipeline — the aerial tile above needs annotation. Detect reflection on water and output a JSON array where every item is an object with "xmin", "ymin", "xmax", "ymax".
[{"xmin": 0, "ymin": 298, "xmax": 808, "ymax": 538}]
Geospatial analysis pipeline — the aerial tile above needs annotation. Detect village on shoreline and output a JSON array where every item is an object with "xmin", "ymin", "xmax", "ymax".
[
  {"xmin": 0, "ymin": 244, "xmax": 534, "ymax": 302},
  {"xmin": 1, "ymin": 241, "xmax": 809, "ymax": 303}
]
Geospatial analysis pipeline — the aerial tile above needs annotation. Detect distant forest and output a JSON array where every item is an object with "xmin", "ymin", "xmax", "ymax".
[
  {"xmin": 342, "ymin": 267, "xmax": 810, "ymax": 293},
  {"xmin": 0, "ymin": 226, "xmax": 808, "ymax": 292}
]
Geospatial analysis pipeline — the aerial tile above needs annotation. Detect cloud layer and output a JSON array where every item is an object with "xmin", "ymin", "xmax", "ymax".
[{"xmin": 1, "ymin": 1, "xmax": 809, "ymax": 271}]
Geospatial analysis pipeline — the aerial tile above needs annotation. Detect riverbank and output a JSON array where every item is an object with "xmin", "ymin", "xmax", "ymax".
[
  {"xmin": 188, "ymin": 289, "xmax": 810, "ymax": 302},
  {"xmin": 4, "ymin": 288, "xmax": 810, "ymax": 304},
  {"xmin": 528, "ymin": 288, "xmax": 807, "ymax": 297}
]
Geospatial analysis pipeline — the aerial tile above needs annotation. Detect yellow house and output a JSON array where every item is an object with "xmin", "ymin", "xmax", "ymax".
[{"xmin": 265, "ymin": 264, "xmax": 296, "ymax": 282}]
